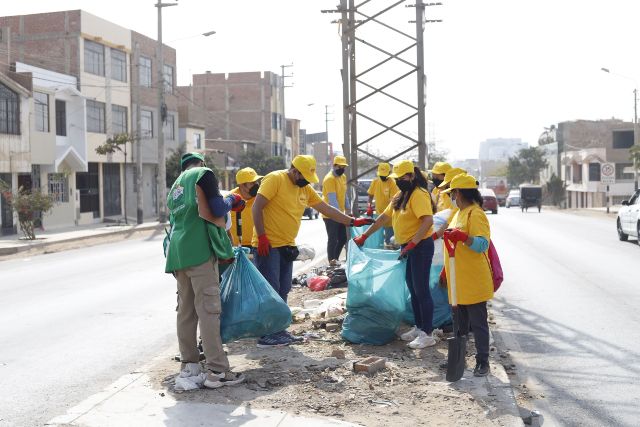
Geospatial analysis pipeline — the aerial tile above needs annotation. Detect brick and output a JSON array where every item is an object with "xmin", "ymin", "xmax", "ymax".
[
  {"xmin": 354, "ymin": 356, "xmax": 387, "ymax": 375},
  {"xmin": 325, "ymin": 323, "xmax": 340, "ymax": 332},
  {"xmin": 331, "ymin": 349, "xmax": 346, "ymax": 359}
]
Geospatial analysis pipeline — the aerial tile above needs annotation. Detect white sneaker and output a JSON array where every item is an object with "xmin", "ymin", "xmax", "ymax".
[
  {"xmin": 179, "ymin": 362, "xmax": 202, "ymax": 378},
  {"xmin": 400, "ymin": 326, "xmax": 420, "ymax": 341},
  {"xmin": 408, "ymin": 331, "xmax": 437, "ymax": 349}
]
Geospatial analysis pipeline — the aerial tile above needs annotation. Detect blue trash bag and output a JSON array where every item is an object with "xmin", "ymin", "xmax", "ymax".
[
  {"xmin": 350, "ymin": 221, "xmax": 384, "ymax": 249},
  {"xmin": 341, "ymin": 240, "xmax": 407, "ymax": 345},
  {"xmin": 219, "ymin": 248, "xmax": 292, "ymax": 343}
]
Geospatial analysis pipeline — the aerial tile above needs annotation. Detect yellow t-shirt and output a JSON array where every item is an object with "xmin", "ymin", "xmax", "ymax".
[
  {"xmin": 229, "ymin": 187, "xmax": 256, "ymax": 246},
  {"xmin": 444, "ymin": 204, "xmax": 494, "ymax": 305},
  {"xmin": 252, "ymin": 170, "xmax": 322, "ymax": 248},
  {"xmin": 368, "ymin": 177, "xmax": 399, "ymax": 213},
  {"xmin": 322, "ymin": 172, "xmax": 347, "ymax": 218},
  {"xmin": 382, "ymin": 188, "xmax": 433, "ymax": 245}
]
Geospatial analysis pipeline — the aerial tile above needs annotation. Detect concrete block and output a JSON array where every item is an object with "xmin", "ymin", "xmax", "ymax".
[
  {"xmin": 353, "ymin": 356, "xmax": 387, "ymax": 375},
  {"xmin": 325, "ymin": 323, "xmax": 340, "ymax": 332}
]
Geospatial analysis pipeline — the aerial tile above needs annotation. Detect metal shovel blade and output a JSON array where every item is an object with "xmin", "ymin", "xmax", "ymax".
[{"xmin": 446, "ymin": 334, "xmax": 467, "ymax": 382}]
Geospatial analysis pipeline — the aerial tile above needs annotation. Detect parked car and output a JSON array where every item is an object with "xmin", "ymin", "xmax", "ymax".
[
  {"xmin": 303, "ymin": 191, "xmax": 321, "ymax": 220},
  {"xmin": 519, "ymin": 184, "xmax": 542, "ymax": 213},
  {"xmin": 617, "ymin": 189, "xmax": 640, "ymax": 244},
  {"xmin": 505, "ymin": 190, "xmax": 520, "ymax": 208},
  {"xmin": 355, "ymin": 179, "xmax": 372, "ymax": 215},
  {"xmin": 479, "ymin": 188, "xmax": 498, "ymax": 214}
]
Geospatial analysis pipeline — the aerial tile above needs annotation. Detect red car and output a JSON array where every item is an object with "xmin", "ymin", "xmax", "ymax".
[{"xmin": 479, "ymin": 188, "xmax": 498, "ymax": 214}]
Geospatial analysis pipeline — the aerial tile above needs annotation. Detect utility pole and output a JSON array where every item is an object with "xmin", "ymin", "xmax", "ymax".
[
  {"xmin": 155, "ymin": 0, "xmax": 177, "ymax": 223},
  {"xmin": 133, "ymin": 41, "xmax": 144, "ymax": 224},
  {"xmin": 415, "ymin": 0, "xmax": 427, "ymax": 169},
  {"xmin": 280, "ymin": 64, "xmax": 293, "ymax": 159}
]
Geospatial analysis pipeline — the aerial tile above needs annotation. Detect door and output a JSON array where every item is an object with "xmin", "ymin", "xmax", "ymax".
[
  {"xmin": 102, "ymin": 163, "xmax": 122, "ymax": 217},
  {"xmin": 622, "ymin": 191, "xmax": 638, "ymax": 233},
  {"xmin": 632, "ymin": 190, "xmax": 640, "ymax": 237},
  {"xmin": 0, "ymin": 173, "xmax": 15, "ymax": 235}
]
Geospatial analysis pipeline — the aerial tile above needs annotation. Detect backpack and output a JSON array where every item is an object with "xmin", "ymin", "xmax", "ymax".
[{"xmin": 467, "ymin": 210, "xmax": 503, "ymax": 292}]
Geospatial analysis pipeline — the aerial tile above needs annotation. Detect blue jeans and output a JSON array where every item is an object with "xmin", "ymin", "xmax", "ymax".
[
  {"xmin": 404, "ymin": 238, "xmax": 435, "ymax": 333},
  {"xmin": 256, "ymin": 247, "xmax": 294, "ymax": 303}
]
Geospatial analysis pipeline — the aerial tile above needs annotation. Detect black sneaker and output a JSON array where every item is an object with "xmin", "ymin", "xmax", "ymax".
[{"xmin": 473, "ymin": 362, "xmax": 490, "ymax": 377}]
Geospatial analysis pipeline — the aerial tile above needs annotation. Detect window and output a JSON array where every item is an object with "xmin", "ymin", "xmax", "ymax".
[
  {"xmin": 34, "ymin": 92, "xmax": 49, "ymax": 132},
  {"xmin": 111, "ymin": 49, "xmax": 127, "ymax": 82},
  {"xmin": 612, "ymin": 130, "xmax": 634, "ymax": 149},
  {"xmin": 141, "ymin": 109, "xmax": 153, "ymax": 138},
  {"xmin": 163, "ymin": 114, "xmax": 175, "ymax": 140},
  {"xmin": 272, "ymin": 112, "xmax": 282, "ymax": 130},
  {"xmin": 84, "ymin": 40, "xmax": 105, "ymax": 76},
  {"xmin": 588, "ymin": 163, "xmax": 600, "ymax": 181},
  {"xmin": 163, "ymin": 64, "xmax": 174, "ymax": 94},
  {"xmin": 55, "ymin": 100, "xmax": 66, "ymax": 136},
  {"xmin": 0, "ymin": 83, "xmax": 20, "ymax": 135},
  {"xmin": 572, "ymin": 163, "xmax": 582, "ymax": 184},
  {"xmin": 193, "ymin": 132, "xmax": 202, "ymax": 149},
  {"xmin": 616, "ymin": 163, "xmax": 634, "ymax": 180},
  {"xmin": 112, "ymin": 104, "xmax": 128, "ymax": 134},
  {"xmin": 139, "ymin": 56, "xmax": 152, "ymax": 88},
  {"xmin": 48, "ymin": 173, "xmax": 69, "ymax": 203},
  {"xmin": 87, "ymin": 100, "xmax": 106, "ymax": 133}
]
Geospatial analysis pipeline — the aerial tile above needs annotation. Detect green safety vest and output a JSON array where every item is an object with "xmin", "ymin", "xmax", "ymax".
[{"xmin": 164, "ymin": 167, "xmax": 233, "ymax": 273}]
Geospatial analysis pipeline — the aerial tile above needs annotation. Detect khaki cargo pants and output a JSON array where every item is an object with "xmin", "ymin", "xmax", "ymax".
[{"xmin": 175, "ymin": 257, "xmax": 230, "ymax": 374}]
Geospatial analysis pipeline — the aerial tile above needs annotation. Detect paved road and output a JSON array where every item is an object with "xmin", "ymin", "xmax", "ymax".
[
  {"xmin": 491, "ymin": 207, "xmax": 640, "ymax": 426},
  {"xmin": 0, "ymin": 218, "xmax": 328, "ymax": 427}
]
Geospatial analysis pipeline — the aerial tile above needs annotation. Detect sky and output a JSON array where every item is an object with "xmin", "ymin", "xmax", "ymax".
[{"xmin": 3, "ymin": 0, "xmax": 640, "ymax": 162}]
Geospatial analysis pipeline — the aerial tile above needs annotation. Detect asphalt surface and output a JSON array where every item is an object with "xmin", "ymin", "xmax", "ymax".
[
  {"xmin": 491, "ymin": 207, "xmax": 640, "ymax": 426},
  {"xmin": 0, "ymin": 217, "xmax": 328, "ymax": 427}
]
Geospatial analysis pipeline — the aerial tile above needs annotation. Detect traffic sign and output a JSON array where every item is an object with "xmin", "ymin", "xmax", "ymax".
[{"xmin": 601, "ymin": 162, "xmax": 615, "ymax": 184}]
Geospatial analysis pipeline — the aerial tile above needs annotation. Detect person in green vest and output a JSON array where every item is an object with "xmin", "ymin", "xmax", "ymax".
[{"xmin": 165, "ymin": 152, "xmax": 245, "ymax": 389}]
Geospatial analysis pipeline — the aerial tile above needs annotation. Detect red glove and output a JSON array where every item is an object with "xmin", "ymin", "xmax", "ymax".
[
  {"xmin": 353, "ymin": 234, "xmax": 368, "ymax": 247},
  {"xmin": 444, "ymin": 228, "xmax": 468, "ymax": 244},
  {"xmin": 352, "ymin": 217, "xmax": 374, "ymax": 227},
  {"xmin": 398, "ymin": 241, "xmax": 417, "ymax": 259},
  {"xmin": 366, "ymin": 203, "xmax": 374, "ymax": 216},
  {"xmin": 257, "ymin": 234, "xmax": 270, "ymax": 256},
  {"xmin": 432, "ymin": 232, "xmax": 439, "ymax": 240},
  {"xmin": 439, "ymin": 267, "xmax": 447, "ymax": 288},
  {"xmin": 226, "ymin": 193, "xmax": 246, "ymax": 212}
]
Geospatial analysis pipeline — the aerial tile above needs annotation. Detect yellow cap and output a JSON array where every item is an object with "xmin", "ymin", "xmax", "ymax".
[
  {"xmin": 377, "ymin": 163, "xmax": 391, "ymax": 177},
  {"xmin": 389, "ymin": 160, "xmax": 415, "ymax": 179},
  {"xmin": 442, "ymin": 173, "xmax": 479, "ymax": 193},
  {"xmin": 333, "ymin": 155, "xmax": 349, "ymax": 167},
  {"xmin": 438, "ymin": 167, "xmax": 467, "ymax": 188},
  {"xmin": 236, "ymin": 167, "xmax": 262, "ymax": 185},
  {"xmin": 292, "ymin": 155, "xmax": 319, "ymax": 183},
  {"xmin": 430, "ymin": 162, "xmax": 452, "ymax": 175}
]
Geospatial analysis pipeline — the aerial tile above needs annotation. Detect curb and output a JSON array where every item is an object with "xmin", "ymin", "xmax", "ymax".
[{"xmin": 0, "ymin": 223, "xmax": 166, "ymax": 259}]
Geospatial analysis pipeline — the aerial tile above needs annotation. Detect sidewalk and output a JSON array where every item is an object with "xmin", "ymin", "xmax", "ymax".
[{"xmin": 0, "ymin": 221, "xmax": 165, "ymax": 257}]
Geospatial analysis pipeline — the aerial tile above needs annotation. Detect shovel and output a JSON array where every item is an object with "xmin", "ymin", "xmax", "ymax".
[{"xmin": 444, "ymin": 235, "xmax": 467, "ymax": 382}]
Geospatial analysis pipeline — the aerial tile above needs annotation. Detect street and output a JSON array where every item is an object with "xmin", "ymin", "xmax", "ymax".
[
  {"xmin": 0, "ymin": 218, "xmax": 328, "ymax": 427},
  {"xmin": 492, "ymin": 207, "xmax": 640, "ymax": 426}
]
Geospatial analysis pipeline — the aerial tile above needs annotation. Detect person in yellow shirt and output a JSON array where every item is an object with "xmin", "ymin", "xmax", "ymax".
[
  {"xmin": 252, "ymin": 155, "xmax": 373, "ymax": 347},
  {"xmin": 353, "ymin": 160, "xmax": 438, "ymax": 349},
  {"xmin": 429, "ymin": 162, "xmax": 451, "ymax": 212},
  {"xmin": 432, "ymin": 167, "xmax": 466, "ymax": 238},
  {"xmin": 322, "ymin": 155, "xmax": 349, "ymax": 263},
  {"xmin": 366, "ymin": 162, "xmax": 399, "ymax": 245},
  {"xmin": 229, "ymin": 168, "xmax": 263, "ymax": 247},
  {"xmin": 440, "ymin": 173, "xmax": 493, "ymax": 377}
]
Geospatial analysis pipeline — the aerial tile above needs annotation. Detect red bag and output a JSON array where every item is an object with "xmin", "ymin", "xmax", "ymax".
[
  {"xmin": 308, "ymin": 276, "xmax": 330, "ymax": 292},
  {"xmin": 467, "ymin": 211, "xmax": 504, "ymax": 292}
]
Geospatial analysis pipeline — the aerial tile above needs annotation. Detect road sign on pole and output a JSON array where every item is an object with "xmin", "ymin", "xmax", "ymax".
[{"xmin": 601, "ymin": 163, "xmax": 616, "ymax": 185}]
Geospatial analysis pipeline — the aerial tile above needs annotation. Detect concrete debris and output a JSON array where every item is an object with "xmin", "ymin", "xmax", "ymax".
[
  {"xmin": 331, "ymin": 349, "xmax": 346, "ymax": 359},
  {"xmin": 354, "ymin": 356, "xmax": 387, "ymax": 375}
]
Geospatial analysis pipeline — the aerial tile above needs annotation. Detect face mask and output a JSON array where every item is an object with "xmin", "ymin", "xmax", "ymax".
[
  {"xmin": 334, "ymin": 168, "xmax": 345, "ymax": 177},
  {"xmin": 432, "ymin": 178, "xmax": 443, "ymax": 188},
  {"xmin": 249, "ymin": 183, "xmax": 259, "ymax": 197},
  {"xmin": 397, "ymin": 180, "xmax": 412, "ymax": 192},
  {"xmin": 380, "ymin": 176, "xmax": 388, "ymax": 182},
  {"xmin": 450, "ymin": 191, "xmax": 458, "ymax": 209},
  {"xmin": 296, "ymin": 178, "xmax": 309, "ymax": 188}
]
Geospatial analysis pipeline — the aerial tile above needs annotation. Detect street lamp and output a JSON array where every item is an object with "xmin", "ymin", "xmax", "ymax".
[{"xmin": 601, "ymin": 67, "xmax": 639, "ymax": 191}]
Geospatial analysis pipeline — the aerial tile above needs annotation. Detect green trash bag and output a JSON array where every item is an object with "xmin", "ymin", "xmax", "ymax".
[
  {"xmin": 219, "ymin": 248, "xmax": 292, "ymax": 343},
  {"xmin": 350, "ymin": 219, "xmax": 384, "ymax": 249},
  {"xmin": 341, "ymin": 240, "xmax": 406, "ymax": 345}
]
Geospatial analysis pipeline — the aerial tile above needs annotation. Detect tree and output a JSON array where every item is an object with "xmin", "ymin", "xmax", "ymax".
[
  {"xmin": 95, "ymin": 133, "xmax": 133, "ymax": 224},
  {"xmin": 166, "ymin": 143, "xmax": 219, "ymax": 186},
  {"xmin": 427, "ymin": 141, "xmax": 448, "ymax": 169},
  {"xmin": 506, "ymin": 146, "xmax": 548, "ymax": 186},
  {"xmin": 545, "ymin": 173, "xmax": 566, "ymax": 207},
  {"xmin": 237, "ymin": 148, "xmax": 285, "ymax": 176},
  {"xmin": 630, "ymin": 145, "xmax": 640, "ymax": 188},
  {"xmin": 0, "ymin": 180, "xmax": 55, "ymax": 240}
]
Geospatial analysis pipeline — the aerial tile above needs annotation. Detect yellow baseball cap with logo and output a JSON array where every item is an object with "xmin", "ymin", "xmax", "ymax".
[
  {"xmin": 389, "ymin": 160, "xmax": 415, "ymax": 179},
  {"xmin": 292, "ymin": 155, "xmax": 319, "ymax": 183},
  {"xmin": 377, "ymin": 163, "xmax": 391, "ymax": 177},
  {"xmin": 438, "ymin": 167, "xmax": 467, "ymax": 188},
  {"xmin": 333, "ymin": 155, "xmax": 349, "ymax": 167},
  {"xmin": 442, "ymin": 173, "xmax": 479, "ymax": 193},
  {"xmin": 430, "ymin": 162, "xmax": 452, "ymax": 175},
  {"xmin": 236, "ymin": 167, "xmax": 263, "ymax": 185}
]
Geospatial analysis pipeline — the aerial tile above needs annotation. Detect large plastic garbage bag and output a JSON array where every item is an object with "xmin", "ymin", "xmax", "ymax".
[
  {"xmin": 350, "ymin": 220, "xmax": 384, "ymax": 249},
  {"xmin": 219, "ymin": 248, "xmax": 291, "ymax": 343},
  {"xmin": 341, "ymin": 240, "xmax": 406, "ymax": 345}
]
